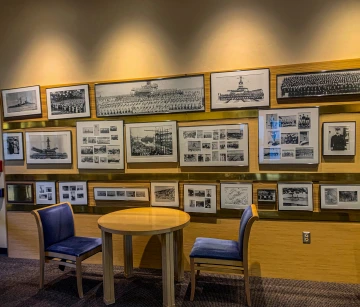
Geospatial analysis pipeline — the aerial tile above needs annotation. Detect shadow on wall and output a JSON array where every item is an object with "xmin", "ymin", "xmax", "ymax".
[{"xmin": 139, "ymin": 235, "xmax": 162, "ymax": 269}]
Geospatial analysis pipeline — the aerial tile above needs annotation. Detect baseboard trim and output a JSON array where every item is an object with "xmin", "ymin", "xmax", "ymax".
[{"xmin": 0, "ymin": 248, "xmax": 8, "ymax": 255}]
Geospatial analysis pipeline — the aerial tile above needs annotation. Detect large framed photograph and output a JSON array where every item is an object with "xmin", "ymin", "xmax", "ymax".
[
  {"xmin": 150, "ymin": 182, "xmax": 179, "ymax": 207},
  {"xmin": 3, "ymin": 132, "xmax": 24, "ymax": 160},
  {"xmin": 94, "ymin": 187, "xmax": 149, "ymax": 201},
  {"xmin": 35, "ymin": 181, "xmax": 56, "ymax": 205},
  {"xmin": 76, "ymin": 120, "xmax": 124, "ymax": 169},
  {"xmin": 258, "ymin": 108, "xmax": 319, "ymax": 164},
  {"xmin": 46, "ymin": 84, "xmax": 90, "ymax": 120},
  {"xmin": 323, "ymin": 122, "xmax": 356, "ymax": 156},
  {"xmin": 183, "ymin": 184, "xmax": 217, "ymax": 213},
  {"xmin": 211, "ymin": 68, "xmax": 270, "ymax": 110},
  {"xmin": 6, "ymin": 182, "xmax": 34, "ymax": 204},
  {"xmin": 25, "ymin": 131, "xmax": 72, "ymax": 164},
  {"xmin": 125, "ymin": 121, "xmax": 178, "ymax": 163},
  {"xmin": 278, "ymin": 182, "xmax": 313, "ymax": 211},
  {"xmin": 258, "ymin": 189, "xmax": 276, "ymax": 203},
  {"xmin": 179, "ymin": 124, "xmax": 249, "ymax": 166},
  {"xmin": 320, "ymin": 184, "xmax": 360, "ymax": 210},
  {"xmin": 220, "ymin": 183, "xmax": 252, "ymax": 209},
  {"xmin": 2, "ymin": 85, "xmax": 42, "ymax": 118},
  {"xmin": 95, "ymin": 75, "xmax": 204, "ymax": 117},
  {"xmin": 59, "ymin": 181, "xmax": 87, "ymax": 205},
  {"xmin": 277, "ymin": 68, "xmax": 360, "ymax": 99}
]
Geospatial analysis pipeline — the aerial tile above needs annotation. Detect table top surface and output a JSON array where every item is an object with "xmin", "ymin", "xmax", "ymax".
[{"xmin": 97, "ymin": 207, "xmax": 191, "ymax": 235}]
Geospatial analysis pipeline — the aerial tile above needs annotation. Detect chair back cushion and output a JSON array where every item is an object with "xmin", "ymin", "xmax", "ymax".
[
  {"xmin": 37, "ymin": 203, "xmax": 75, "ymax": 249},
  {"xmin": 238, "ymin": 205, "xmax": 254, "ymax": 260}
]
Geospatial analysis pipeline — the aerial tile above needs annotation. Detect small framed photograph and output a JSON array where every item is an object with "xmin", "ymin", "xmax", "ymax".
[
  {"xmin": 211, "ymin": 68, "xmax": 270, "ymax": 110},
  {"xmin": 35, "ymin": 181, "xmax": 56, "ymax": 205},
  {"xmin": 6, "ymin": 182, "xmax": 34, "ymax": 204},
  {"xmin": 25, "ymin": 131, "xmax": 72, "ymax": 164},
  {"xmin": 257, "ymin": 189, "xmax": 276, "ymax": 202},
  {"xmin": 320, "ymin": 184, "xmax": 360, "ymax": 210},
  {"xmin": 94, "ymin": 187, "xmax": 149, "ymax": 201},
  {"xmin": 150, "ymin": 182, "xmax": 179, "ymax": 207},
  {"xmin": 322, "ymin": 122, "xmax": 356, "ymax": 156},
  {"xmin": 3, "ymin": 132, "xmax": 24, "ymax": 160},
  {"xmin": 278, "ymin": 182, "xmax": 313, "ymax": 211},
  {"xmin": 183, "ymin": 184, "xmax": 217, "ymax": 213},
  {"xmin": 125, "ymin": 121, "xmax": 178, "ymax": 163},
  {"xmin": 2, "ymin": 85, "xmax": 42, "ymax": 118},
  {"xmin": 46, "ymin": 84, "xmax": 90, "ymax": 120},
  {"xmin": 59, "ymin": 181, "xmax": 87, "ymax": 205},
  {"xmin": 220, "ymin": 183, "xmax": 252, "ymax": 209}
]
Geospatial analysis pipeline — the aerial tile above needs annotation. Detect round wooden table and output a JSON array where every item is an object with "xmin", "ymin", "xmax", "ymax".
[{"xmin": 98, "ymin": 207, "xmax": 190, "ymax": 306}]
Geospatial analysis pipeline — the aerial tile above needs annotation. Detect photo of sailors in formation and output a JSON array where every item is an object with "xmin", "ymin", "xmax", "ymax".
[{"xmin": 95, "ymin": 75, "xmax": 205, "ymax": 117}]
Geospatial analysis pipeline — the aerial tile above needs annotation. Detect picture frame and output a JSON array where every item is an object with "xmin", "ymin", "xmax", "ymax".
[
  {"xmin": 1, "ymin": 85, "xmax": 42, "ymax": 118},
  {"xmin": 220, "ymin": 183, "xmax": 252, "ymax": 209},
  {"xmin": 59, "ymin": 181, "xmax": 87, "ymax": 205},
  {"xmin": 277, "ymin": 68, "xmax": 360, "ymax": 99},
  {"xmin": 257, "ymin": 189, "xmax": 276, "ymax": 203},
  {"xmin": 95, "ymin": 75, "xmax": 205, "ymax": 117},
  {"xmin": 320, "ymin": 184, "xmax": 360, "ymax": 210},
  {"xmin": 211, "ymin": 68, "xmax": 270, "ymax": 110},
  {"xmin": 183, "ymin": 184, "xmax": 217, "ymax": 213},
  {"xmin": 46, "ymin": 84, "xmax": 91, "ymax": 120},
  {"xmin": 178, "ymin": 124, "xmax": 249, "ymax": 167},
  {"xmin": 35, "ymin": 181, "xmax": 56, "ymax": 205},
  {"xmin": 150, "ymin": 181, "xmax": 179, "ymax": 207},
  {"xmin": 3, "ymin": 132, "xmax": 24, "ymax": 160},
  {"xmin": 94, "ymin": 187, "xmax": 149, "ymax": 201},
  {"xmin": 258, "ymin": 107, "xmax": 319, "ymax": 164},
  {"xmin": 25, "ymin": 131, "xmax": 72, "ymax": 164},
  {"xmin": 76, "ymin": 120, "xmax": 124, "ymax": 169},
  {"xmin": 6, "ymin": 182, "xmax": 34, "ymax": 204},
  {"xmin": 322, "ymin": 121, "xmax": 356, "ymax": 156},
  {"xmin": 125, "ymin": 121, "xmax": 178, "ymax": 163},
  {"xmin": 277, "ymin": 182, "xmax": 313, "ymax": 211}
]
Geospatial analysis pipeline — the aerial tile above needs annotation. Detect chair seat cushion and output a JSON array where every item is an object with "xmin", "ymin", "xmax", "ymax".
[
  {"xmin": 45, "ymin": 236, "xmax": 102, "ymax": 257},
  {"xmin": 189, "ymin": 237, "xmax": 242, "ymax": 261}
]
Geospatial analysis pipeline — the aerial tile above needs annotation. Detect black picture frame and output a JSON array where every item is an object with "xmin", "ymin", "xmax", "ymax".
[
  {"xmin": 257, "ymin": 189, "xmax": 276, "ymax": 203},
  {"xmin": 6, "ymin": 182, "xmax": 34, "ymax": 204}
]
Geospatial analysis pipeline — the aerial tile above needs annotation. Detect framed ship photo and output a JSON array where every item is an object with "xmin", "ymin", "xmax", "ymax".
[
  {"xmin": 125, "ymin": 121, "xmax": 178, "ymax": 163},
  {"xmin": 277, "ymin": 68, "xmax": 360, "ymax": 99},
  {"xmin": 220, "ymin": 183, "xmax": 252, "ymax": 209},
  {"xmin": 257, "ymin": 189, "xmax": 276, "ymax": 203},
  {"xmin": 183, "ymin": 184, "xmax": 217, "ymax": 213},
  {"xmin": 6, "ymin": 182, "xmax": 34, "ymax": 204},
  {"xmin": 59, "ymin": 181, "xmax": 87, "ymax": 205},
  {"xmin": 211, "ymin": 68, "xmax": 270, "ymax": 110},
  {"xmin": 3, "ymin": 132, "xmax": 24, "ymax": 161},
  {"xmin": 35, "ymin": 181, "xmax": 56, "ymax": 205},
  {"xmin": 179, "ymin": 124, "xmax": 249, "ymax": 167},
  {"xmin": 25, "ymin": 131, "xmax": 72, "ymax": 164},
  {"xmin": 94, "ymin": 187, "xmax": 149, "ymax": 201},
  {"xmin": 2, "ymin": 85, "xmax": 42, "ymax": 118},
  {"xmin": 46, "ymin": 84, "xmax": 90, "ymax": 120},
  {"xmin": 258, "ymin": 108, "xmax": 319, "ymax": 164},
  {"xmin": 322, "ymin": 122, "xmax": 356, "ymax": 156},
  {"xmin": 278, "ymin": 182, "xmax": 313, "ymax": 211},
  {"xmin": 95, "ymin": 75, "xmax": 205, "ymax": 117},
  {"xmin": 320, "ymin": 184, "xmax": 360, "ymax": 210},
  {"xmin": 150, "ymin": 181, "xmax": 179, "ymax": 207}
]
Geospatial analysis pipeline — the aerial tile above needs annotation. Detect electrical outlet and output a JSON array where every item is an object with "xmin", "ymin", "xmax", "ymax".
[{"xmin": 302, "ymin": 231, "xmax": 311, "ymax": 244}]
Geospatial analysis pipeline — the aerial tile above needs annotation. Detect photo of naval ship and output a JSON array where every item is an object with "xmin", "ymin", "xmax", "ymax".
[{"xmin": 30, "ymin": 136, "xmax": 68, "ymax": 160}]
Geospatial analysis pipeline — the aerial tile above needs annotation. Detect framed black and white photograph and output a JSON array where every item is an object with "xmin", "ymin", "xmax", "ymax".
[
  {"xmin": 183, "ymin": 184, "xmax": 217, "ymax": 213},
  {"xmin": 125, "ymin": 121, "xmax": 178, "ymax": 163},
  {"xmin": 220, "ymin": 183, "xmax": 252, "ymax": 209},
  {"xmin": 76, "ymin": 120, "xmax": 124, "ymax": 169},
  {"xmin": 257, "ymin": 189, "xmax": 276, "ymax": 202},
  {"xmin": 179, "ymin": 124, "xmax": 249, "ymax": 166},
  {"xmin": 3, "ymin": 132, "xmax": 24, "ymax": 160},
  {"xmin": 35, "ymin": 181, "xmax": 56, "ymax": 205},
  {"xmin": 258, "ymin": 108, "xmax": 319, "ymax": 164},
  {"xmin": 320, "ymin": 184, "xmax": 360, "ymax": 210},
  {"xmin": 95, "ymin": 75, "xmax": 204, "ymax": 117},
  {"xmin": 2, "ymin": 85, "xmax": 42, "ymax": 118},
  {"xmin": 323, "ymin": 122, "xmax": 356, "ymax": 156},
  {"xmin": 278, "ymin": 182, "xmax": 313, "ymax": 211},
  {"xmin": 277, "ymin": 68, "xmax": 360, "ymax": 99},
  {"xmin": 59, "ymin": 181, "xmax": 87, "ymax": 205},
  {"xmin": 6, "ymin": 182, "xmax": 34, "ymax": 204},
  {"xmin": 211, "ymin": 68, "xmax": 270, "ymax": 110},
  {"xmin": 94, "ymin": 187, "xmax": 149, "ymax": 201},
  {"xmin": 46, "ymin": 84, "xmax": 90, "ymax": 120},
  {"xmin": 25, "ymin": 131, "xmax": 72, "ymax": 164},
  {"xmin": 150, "ymin": 181, "xmax": 179, "ymax": 207}
]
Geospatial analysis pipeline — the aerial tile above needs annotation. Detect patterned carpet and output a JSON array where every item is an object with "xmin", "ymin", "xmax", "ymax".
[{"xmin": 0, "ymin": 257, "xmax": 359, "ymax": 306}]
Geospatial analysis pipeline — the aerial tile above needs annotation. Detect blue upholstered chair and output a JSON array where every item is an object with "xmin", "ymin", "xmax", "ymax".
[
  {"xmin": 189, "ymin": 204, "xmax": 259, "ymax": 306},
  {"xmin": 31, "ymin": 202, "xmax": 102, "ymax": 298}
]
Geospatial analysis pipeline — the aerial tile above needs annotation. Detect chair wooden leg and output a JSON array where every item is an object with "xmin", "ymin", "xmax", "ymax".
[
  {"xmin": 76, "ymin": 259, "xmax": 84, "ymax": 299},
  {"xmin": 39, "ymin": 255, "xmax": 45, "ymax": 289},
  {"xmin": 196, "ymin": 269, "xmax": 200, "ymax": 277},
  {"xmin": 190, "ymin": 258, "xmax": 195, "ymax": 301},
  {"xmin": 244, "ymin": 267, "xmax": 251, "ymax": 306}
]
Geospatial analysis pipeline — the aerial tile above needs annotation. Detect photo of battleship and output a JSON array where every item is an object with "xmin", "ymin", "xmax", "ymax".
[
  {"xmin": 95, "ymin": 75, "xmax": 204, "ymax": 117},
  {"xmin": 30, "ymin": 137, "xmax": 68, "ymax": 160},
  {"xmin": 5, "ymin": 89, "xmax": 37, "ymax": 114}
]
